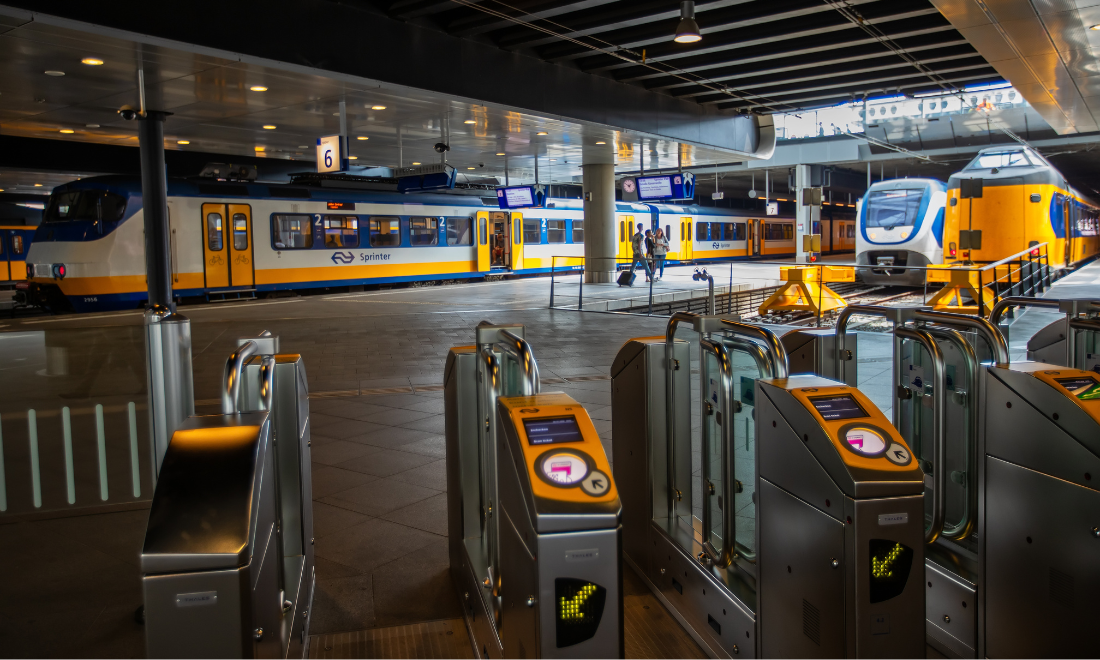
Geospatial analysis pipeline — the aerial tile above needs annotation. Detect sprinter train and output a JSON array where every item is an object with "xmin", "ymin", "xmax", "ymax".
[
  {"xmin": 24, "ymin": 176, "xmax": 851, "ymax": 312},
  {"xmin": 944, "ymin": 145, "xmax": 1100, "ymax": 270},
  {"xmin": 856, "ymin": 178, "xmax": 947, "ymax": 286}
]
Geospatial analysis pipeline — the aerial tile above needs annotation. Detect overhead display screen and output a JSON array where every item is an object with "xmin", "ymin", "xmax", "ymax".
[
  {"xmin": 497, "ymin": 186, "xmax": 542, "ymax": 209},
  {"xmin": 810, "ymin": 394, "xmax": 868, "ymax": 420},
  {"xmin": 524, "ymin": 416, "xmax": 583, "ymax": 445},
  {"xmin": 1055, "ymin": 376, "xmax": 1100, "ymax": 400},
  {"xmin": 637, "ymin": 176, "xmax": 674, "ymax": 200}
]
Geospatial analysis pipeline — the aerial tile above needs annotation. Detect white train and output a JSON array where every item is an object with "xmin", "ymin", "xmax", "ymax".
[
  {"xmin": 856, "ymin": 178, "xmax": 947, "ymax": 285},
  {"xmin": 25, "ymin": 175, "xmax": 825, "ymax": 312}
]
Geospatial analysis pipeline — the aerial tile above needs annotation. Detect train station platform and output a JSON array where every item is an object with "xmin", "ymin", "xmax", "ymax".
[{"xmin": 997, "ymin": 258, "xmax": 1100, "ymax": 361}]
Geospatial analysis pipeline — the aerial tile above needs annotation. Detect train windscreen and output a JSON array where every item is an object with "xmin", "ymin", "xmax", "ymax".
[
  {"xmin": 964, "ymin": 149, "xmax": 1034, "ymax": 170},
  {"xmin": 44, "ymin": 189, "xmax": 127, "ymax": 224},
  {"xmin": 864, "ymin": 190, "xmax": 924, "ymax": 229}
]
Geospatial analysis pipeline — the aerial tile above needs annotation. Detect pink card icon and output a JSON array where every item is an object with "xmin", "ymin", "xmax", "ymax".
[{"xmin": 551, "ymin": 462, "xmax": 572, "ymax": 477}]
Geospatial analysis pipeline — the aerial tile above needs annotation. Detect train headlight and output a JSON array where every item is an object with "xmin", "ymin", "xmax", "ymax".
[
  {"xmin": 949, "ymin": 242, "xmax": 957, "ymax": 258},
  {"xmin": 52, "ymin": 263, "xmax": 66, "ymax": 279}
]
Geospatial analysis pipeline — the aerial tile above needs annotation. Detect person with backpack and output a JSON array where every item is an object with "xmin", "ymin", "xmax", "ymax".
[
  {"xmin": 653, "ymin": 228, "xmax": 669, "ymax": 280},
  {"xmin": 627, "ymin": 223, "xmax": 653, "ymax": 283}
]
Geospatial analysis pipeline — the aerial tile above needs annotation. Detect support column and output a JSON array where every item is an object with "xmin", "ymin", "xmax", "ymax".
[
  {"xmin": 138, "ymin": 110, "xmax": 193, "ymax": 484},
  {"xmin": 582, "ymin": 142, "xmax": 617, "ymax": 283},
  {"xmin": 138, "ymin": 111, "xmax": 173, "ymax": 308},
  {"xmin": 794, "ymin": 164, "xmax": 820, "ymax": 264}
]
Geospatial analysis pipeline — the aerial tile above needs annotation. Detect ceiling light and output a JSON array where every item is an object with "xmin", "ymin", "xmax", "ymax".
[
  {"xmin": 250, "ymin": 86, "xmax": 268, "ymax": 92},
  {"xmin": 357, "ymin": 136, "xmax": 369, "ymax": 140},
  {"xmin": 467, "ymin": 167, "xmax": 476, "ymax": 170},
  {"xmin": 674, "ymin": 1, "xmax": 702, "ymax": 43},
  {"xmin": 44, "ymin": 70, "xmax": 65, "ymax": 76},
  {"xmin": 464, "ymin": 120, "xmax": 476, "ymax": 124},
  {"xmin": 0, "ymin": 189, "xmax": 4, "ymax": 192},
  {"xmin": 371, "ymin": 105, "xmax": 386, "ymax": 110},
  {"xmin": 595, "ymin": 141, "xmax": 606, "ymax": 145},
  {"xmin": 1091, "ymin": 24, "xmax": 1100, "ymax": 30},
  {"xmin": 81, "ymin": 57, "xmax": 103, "ymax": 66},
  {"xmin": 550, "ymin": 159, "xmax": 557, "ymax": 161},
  {"xmin": 496, "ymin": 152, "xmax": 506, "ymax": 156},
  {"xmin": 298, "ymin": 145, "xmax": 309, "ymax": 149},
  {"xmin": 59, "ymin": 129, "xmax": 74, "ymax": 134},
  {"xmin": 263, "ymin": 125, "xmax": 277, "ymax": 130},
  {"xmin": 254, "ymin": 146, "xmax": 265, "ymax": 151},
  {"xmin": 86, "ymin": 124, "xmax": 99, "ymax": 128},
  {"xmin": 349, "ymin": 156, "xmax": 358, "ymax": 160},
  {"xmin": 177, "ymin": 140, "xmax": 190, "ymax": 145},
  {"xmin": 537, "ymin": 131, "xmax": 548, "ymax": 136},
  {"xmin": 34, "ymin": 183, "xmax": 43, "ymax": 187},
  {"xmin": 412, "ymin": 161, "xmax": 421, "ymax": 165}
]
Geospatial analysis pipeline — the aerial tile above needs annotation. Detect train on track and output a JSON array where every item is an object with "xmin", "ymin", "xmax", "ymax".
[
  {"xmin": 856, "ymin": 146, "xmax": 1100, "ymax": 285},
  {"xmin": 23, "ymin": 175, "xmax": 854, "ymax": 312}
]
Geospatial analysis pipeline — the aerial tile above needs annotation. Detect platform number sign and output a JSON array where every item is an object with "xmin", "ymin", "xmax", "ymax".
[{"xmin": 317, "ymin": 135, "xmax": 342, "ymax": 174}]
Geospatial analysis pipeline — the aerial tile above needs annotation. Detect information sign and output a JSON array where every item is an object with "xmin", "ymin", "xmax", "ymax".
[
  {"xmin": 634, "ymin": 172, "xmax": 695, "ymax": 200},
  {"xmin": 316, "ymin": 135, "xmax": 341, "ymax": 174},
  {"xmin": 766, "ymin": 201, "xmax": 779, "ymax": 216},
  {"xmin": 497, "ymin": 185, "xmax": 545, "ymax": 209}
]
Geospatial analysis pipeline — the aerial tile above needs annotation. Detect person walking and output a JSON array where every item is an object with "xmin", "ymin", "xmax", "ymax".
[
  {"xmin": 644, "ymin": 229, "xmax": 655, "ymax": 274},
  {"xmin": 627, "ymin": 222, "xmax": 653, "ymax": 283},
  {"xmin": 653, "ymin": 228, "xmax": 669, "ymax": 280}
]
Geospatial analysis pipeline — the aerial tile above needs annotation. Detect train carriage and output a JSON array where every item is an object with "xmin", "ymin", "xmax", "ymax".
[
  {"xmin": 944, "ymin": 146, "xmax": 1100, "ymax": 270},
  {"xmin": 0, "ymin": 225, "xmax": 34, "ymax": 282}
]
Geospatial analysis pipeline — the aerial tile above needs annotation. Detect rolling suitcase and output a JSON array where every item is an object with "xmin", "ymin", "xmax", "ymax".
[{"xmin": 617, "ymin": 270, "xmax": 636, "ymax": 287}]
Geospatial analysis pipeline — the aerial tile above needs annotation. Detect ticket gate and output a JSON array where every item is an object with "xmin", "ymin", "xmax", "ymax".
[
  {"xmin": 808, "ymin": 305, "xmax": 1097, "ymax": 657},
  {"xmin": 445, "ymin": 323, "xmax": 623, "ymax": 658},
  {"xmin": 141, "ymin": 332, "xmax": 315, "ymax": 659},
  {"xmin": 612, "ymin": 313, "xmax": 925, "ymax": 657},
  {"xmin": 989, "ymin": 296, "xmax": 1100, "ymax": 370}
]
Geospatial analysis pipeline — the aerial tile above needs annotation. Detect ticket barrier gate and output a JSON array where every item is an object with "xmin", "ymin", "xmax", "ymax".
[
  {"xmin": 814, "ymin": 306, "xmax": 1097, "ymax": 657},
  {"xmin": 141, "ymin": 332, "xmax": 315, "ymax": 658},
  {"xmin": 988, "ymin": 296, "xmax": 1100, "ymax": 370},
  {"xmin": 445, "ymin": 323, "xmax": 623, "ymax": 658},
  {"xmin": 612, "ymin": 313, "xmax": 925, "ymax": 657}
]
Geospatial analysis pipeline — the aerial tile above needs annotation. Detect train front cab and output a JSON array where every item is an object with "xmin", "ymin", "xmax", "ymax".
[
  {"xmin": 0, "ymin": 226, "xmax": 31, "ymax": 282},
  {"xmin": 612, "ymin": 316, "xmax": 926, "ymax": 657}
]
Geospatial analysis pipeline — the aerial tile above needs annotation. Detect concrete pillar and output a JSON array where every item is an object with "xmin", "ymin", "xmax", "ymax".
[
  {"xmin": 582, "ymin": 142, "xmax": 616, "ymax": 283},
  {"xmin": 794, "ymin": 164, "xmax": 820, "ymax": 264}
]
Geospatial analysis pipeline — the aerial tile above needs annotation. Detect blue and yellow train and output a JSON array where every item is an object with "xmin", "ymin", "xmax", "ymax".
[{"xmin": 24, "ymin": 175, "xmax": 853, "ymax": 312}]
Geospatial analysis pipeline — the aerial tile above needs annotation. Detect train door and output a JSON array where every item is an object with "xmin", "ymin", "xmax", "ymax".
[
  {"xmin": 1064, "ymin": 198, "xmax": 1074, "ymax": 265},
  {"xmin": 680, "ymin": 216, "xmax": 692, "ymax": 260},
  {"xmin": 618, "ymin": 215, "xmax": 633, "ymax": 259},
  {"xmin": 489, "ymin": 211, "xmax": 510, "ymax": 268},
  {"xmin": 228, "ymin": 205, "xmax": 254, "ymax": 287},
  {"xmin": 476, "ymin": 211, "xmax": 490, "ymax": 271},
  {"xmin": 201, "ymin": 204, "xmax": 230, "ymax": 288},
  {"xmin": 510, "ymin": 212, "xmax": 524, "ymax": 270},
  {"xmin": 748, "ymin": 219, "xmax": 762, "ymax": 256},
  {"xmin": 0, "ymin": 233, "xmax": 8, "ymax": 281},
  {"xmin": 10, "ymin": 231, "xmax": 26, "ymax": 280}
]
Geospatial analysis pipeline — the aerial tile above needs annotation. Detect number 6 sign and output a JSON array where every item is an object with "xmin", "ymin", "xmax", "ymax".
[{"xmin": 316, "ymin": 135, "xmax": 341, "ymax": 173}]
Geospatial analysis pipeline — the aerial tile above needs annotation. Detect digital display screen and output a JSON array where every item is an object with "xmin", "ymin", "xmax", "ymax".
[
  {"xmin": 810, "ymin": 394, "xmax": 868, "ymax": 420},
  {"xmin": 524, "ymin": 416, "xmax": 583, "ymax": 445},
  {"xmin": 556, "ymin": 578, "xmax": 607, "ymax": 648},
  {"xmin": 637, "ymin": 176, "xmax": 674, "ymax": 199},
  {"xmin": 500, "ymin": 186, "xmax": 535, "ymax": 208},
  {"xmin": 869, "ymin": 540, "xmax": 914, "ymax": 603},
  {"xmin": 327, "ymin": 201, "xmax": 354, "ymax": 210},
  {"xmin": 1055, "ymin": 376, "xmax": 1100, "ymax": 400}
]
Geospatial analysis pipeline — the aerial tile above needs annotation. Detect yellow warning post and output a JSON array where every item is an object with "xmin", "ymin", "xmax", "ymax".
[{"xmin": 925, "ymin": 265, "xmax": 996, "ymax": 315}]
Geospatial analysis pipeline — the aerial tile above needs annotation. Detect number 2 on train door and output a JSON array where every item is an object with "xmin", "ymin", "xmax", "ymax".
[{"xmin": 201, "ymin": 203, "xmax": 254, "ymax": 289}]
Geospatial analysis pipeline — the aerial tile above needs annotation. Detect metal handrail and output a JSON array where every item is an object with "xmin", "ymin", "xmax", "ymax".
[
  {"xmin": 989, "ymin": 296, "xmax": 1060, "ymax": 325},
  {"xmin": 835, "ymin": 304, "xmax": 896, "ymax": 383},
  {"xmin": 222, "ymin": 341, "xmax": 258, "ymax": 414},
  {"xmin": 895, "ymin": 326, "xmax": 947, "ymax": 544},
  {"xmin": 922, "ymin": 327, "xmax": 978, "ymax": 541},
  {"xmin": 665, "ymin": 312, "xmax": 699, "ymax": 519},
  {"xmin": 976, "ymin": 242, "xmax": 1049, "ymax": 271},
  {"xmin": 700, "ymin": 338, "xmax": 735, "ymax": 568},
  {"xmin": 258, "ymin": 356, "xmax": 276, "ymax": 412},
  {"xmin": 499, "ymin": 329, "xmax": 541, "ymax": 396},
  {"xmin": 718, "ymin": 319, "xmax": 789, "ymax": 379},
  {"xmin": 910, "ymin": 310, "xmax": 1009, "ymax": 367}
]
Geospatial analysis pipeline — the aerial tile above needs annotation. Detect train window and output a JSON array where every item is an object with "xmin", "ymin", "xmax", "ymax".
[
  {"xmin": 447, "ymin": 217, "xmax": 472, "ymax": 245},
  {"xmin": 784, "ymin": 224, "xmax": 793, "ymax": 239},
  {"xmin": 619, "ymin": 221, "xmax": 625, "ymax": 243},
  {"xmin": 523, "ymin": 218, "xmax": 541, "ymax": 244},
  {"xmin": 573, "ymin": 220, "xmax": 584, "ymax": 244},
  {"xmin": 232, "ymin": 214, "xmax": 249, "ymax": 250},
  {"xmin": 11, "ymin": 235, "xmax": 22, "ymax": 255},
  {"xmin": 732, "ymin": 223, "xmax": 746, "ymax": 240},
  {"xmin": 207, "ymin": 213, "xmax": 224, "ymax": 251},
  {"xmin": 324, "ymin": 215, "xmax": 360, "ymax": 248},
  {"xmin": 369, "ymin": 217, "xmax": 401, "ymax": 247},
  {"xmin": 547, "ymin": 220, "xmax": 566, "ymax": 243},
  {"xmin": 665, "ymin": 225, "xmax": 671, "ymax": 241},
  {"xmin": 479, "ymin": 217, "xmax": 487, "ymax": 245},
  {"xmin": 0, "ymin": 236, "xmax": 5, "ymax": 256},
  {"xmin": 965, "ymin": 149, "xmax": 1032, "ymax": 170},
  {"xmin": 695, "ymin": 223, "xmax": 708, "ymax": 241},
  {"xmin": 764, "ymin": 223, "xmax": 792, "ymax": 240},
  {"xmin": 865, "ymin": 190, "xmax": 923, "ymax": 228},
  {"xmin": 847, "ymin": 225, "xmax": 855, "ymax": 238},
  {"xmin": 409, "ymin": 217, "xmax": 438, "ymax": 246},
  {"xmin": 44, "ymin": 189, "xmax": 127, "ymax": 223},
  {"xmin": 272, "ymin": 214, "xmax": 313, "ymax": 249}
]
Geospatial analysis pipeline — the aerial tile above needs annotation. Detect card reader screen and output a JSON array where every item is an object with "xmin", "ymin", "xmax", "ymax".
[
  {"xmin": 810, "ymin": 394, "xmax": 868, "ymax": 420},
  {"xmin": 1055, "ymin": 376, "xmax": 1100, "ymax": 400},
  {"xmin": 524, "ymin": 416, "xmax": 583, "ymax": 445}
]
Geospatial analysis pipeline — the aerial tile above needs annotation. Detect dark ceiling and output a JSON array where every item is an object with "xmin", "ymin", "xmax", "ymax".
[{"xmin": 372, "ymin": 0, "xmax": 1005, "ymax": 114}]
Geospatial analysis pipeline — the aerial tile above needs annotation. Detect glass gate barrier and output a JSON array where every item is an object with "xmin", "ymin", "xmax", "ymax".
[{"xmin": 990, "ymin": 297, "xmax": 1100, "ymax": 370}]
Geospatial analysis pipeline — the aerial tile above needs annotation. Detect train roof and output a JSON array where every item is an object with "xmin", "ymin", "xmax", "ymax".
[{"xmin": 865, "ymin": 178, "xmax": 946, "ymax": 192}]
